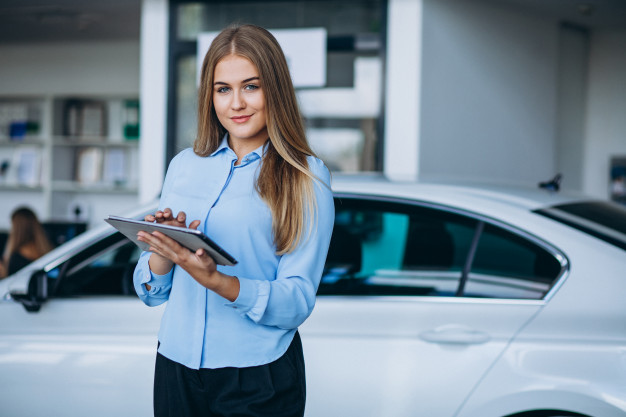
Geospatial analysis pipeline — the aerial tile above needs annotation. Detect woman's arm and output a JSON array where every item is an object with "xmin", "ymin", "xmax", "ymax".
[{"xmin": 226, "ymin": 159, "xmax": 335, "ymax": 328}]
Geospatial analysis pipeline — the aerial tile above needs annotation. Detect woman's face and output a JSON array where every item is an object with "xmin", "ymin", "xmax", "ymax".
[{"xmin": 212, "ymin": 54, "xmax": 268, "ymax": 151}]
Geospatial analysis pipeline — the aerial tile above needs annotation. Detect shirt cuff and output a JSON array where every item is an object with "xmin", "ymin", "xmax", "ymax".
[
  {"xmin": 141, "ymin": 268, "xmax": 173, "ymax": 295},
  {"xmin": 225, "ymin": 277, "xmax": 270, "ymax": 322}
]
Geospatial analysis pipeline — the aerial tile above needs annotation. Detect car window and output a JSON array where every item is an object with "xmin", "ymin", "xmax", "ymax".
[
  {"xmin": 49, "ymin": 232, "xmax": 141, "ymax": 298},
  {"xmin": 535, "ymin": 201, "xmax": 626, "ymax": 251},
  {"xmin": 320, "ymin": 196, "xmax": 564, "ymax": 299},
  {"xmin": 467, "ymin": 224, "xmax": 563, "ymax": 299}
]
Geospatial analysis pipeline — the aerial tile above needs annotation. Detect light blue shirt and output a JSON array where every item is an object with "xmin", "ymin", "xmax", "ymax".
[{"xmin": 133, "ymin": 137, "xmax": 334, "ymax": 369}]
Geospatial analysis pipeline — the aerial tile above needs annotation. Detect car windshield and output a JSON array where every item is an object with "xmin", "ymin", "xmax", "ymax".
[{"xmin": 534, "ymin": 201, "xmax": 626, "ymax": 251}]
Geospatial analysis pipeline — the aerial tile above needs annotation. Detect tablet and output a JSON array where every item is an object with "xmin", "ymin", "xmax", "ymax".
[{"xmin": 105, "ymin": 215, "xmax": 238, "ymax": 266}]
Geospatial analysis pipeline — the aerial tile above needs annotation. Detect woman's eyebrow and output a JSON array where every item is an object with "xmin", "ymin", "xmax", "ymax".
[{"xmin": 214, "ymin": 76, "xmax": 260, "ymax": 86}]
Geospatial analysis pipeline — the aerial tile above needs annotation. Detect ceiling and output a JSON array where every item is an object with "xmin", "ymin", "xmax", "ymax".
[
  {"xmin": 0, "ymin": 0, "xmax": 141, "ymax": 43},
  {"xmin": 0, "ymin": 0, "xmax": 625, "ymax": 44},
  {"xmin": 498, "ymin": 0, "xmax": 626, "ymax": 29}
]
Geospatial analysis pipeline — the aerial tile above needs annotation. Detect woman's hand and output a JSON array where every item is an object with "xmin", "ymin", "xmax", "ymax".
[
  {"xmin": 137, "ymin": 209, "xmax": 240, "ymax": 301},
  {"xmin": 140, "ymin": 208, "xmax": 201, "ymax": 279}
]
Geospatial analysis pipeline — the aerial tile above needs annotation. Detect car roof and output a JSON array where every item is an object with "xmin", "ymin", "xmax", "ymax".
[{"xmin": 331, "ymin": 174, "xmax": 588, "ymax": 213}]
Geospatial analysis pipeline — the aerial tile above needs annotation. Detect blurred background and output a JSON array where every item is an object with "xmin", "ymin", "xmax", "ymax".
[{"xmin": 0, "ymin": 0, "xmax": 625, "ymax": 241}]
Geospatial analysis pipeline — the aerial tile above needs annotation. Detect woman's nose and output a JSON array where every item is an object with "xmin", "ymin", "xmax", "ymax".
[{"xmin": 231, "ymin": 91, "xmax": 245, "ymax": 110}]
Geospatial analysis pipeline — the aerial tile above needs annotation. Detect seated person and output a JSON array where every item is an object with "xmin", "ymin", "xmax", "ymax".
[{"xmin": 0, "ymin": 207, "xmax": 53, "ymax": 278}]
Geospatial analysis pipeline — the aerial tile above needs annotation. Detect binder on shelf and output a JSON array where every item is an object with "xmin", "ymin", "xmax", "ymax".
[
  {"xmin": 123, "ymin": 100, "xmax": 140, "ymax": 140},
  {"xmin": 102, "ymin": 148, "xmax": 127, "ymax": 186},
  {"xmin": 75, "ymin": 147, "xmax": 103, "ymax": 184},
  {"xmin": 63, "ymin": 99, "xmax": 107, "ymax": 139},
  {"xmin": 12, "ymin": 147, "xmax": 42, "ymax": 187},
  {"xmin": 81, "ymin": 102, "xmax": 105, "ymax": 137}
]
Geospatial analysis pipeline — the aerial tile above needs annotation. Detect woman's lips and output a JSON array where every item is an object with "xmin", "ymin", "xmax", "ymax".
[{"xmin": 231, "ymin": 115, "xmax": 251, "ymax": 124}]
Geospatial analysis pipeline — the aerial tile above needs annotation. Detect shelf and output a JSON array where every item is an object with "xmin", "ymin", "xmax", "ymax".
[
  {"xmin": 0, "ymin": 184, "xmax": 44, "ymax": 192},
  {"xmin": 0, "ymin": 139, "xmax": 45, "ymax": 147},
  {"xmin": 51, "ymin": 180, "xmax": 138, "ymax": 194},
  {"xmin": 52, "ymin": 137, "xmax": 139, "ymax": 147},
  {"xmin": 1, "ymin": 94, "xmax": 140, "ymax": 229}
]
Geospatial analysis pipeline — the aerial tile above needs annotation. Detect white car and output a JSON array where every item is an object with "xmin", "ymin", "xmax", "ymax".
[{"xmin": 1, "ymin": 176, "xmax": 625, "ymax": 417}]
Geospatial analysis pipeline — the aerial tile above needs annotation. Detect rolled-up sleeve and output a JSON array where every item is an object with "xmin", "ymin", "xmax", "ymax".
[{"xmin": 225, "ymin": 161, "xmax": 334, "ymax": 329}]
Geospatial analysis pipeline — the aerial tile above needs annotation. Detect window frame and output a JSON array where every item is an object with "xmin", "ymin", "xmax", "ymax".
[
  {"xmin": 45, "ymin": 232, "xmax": 139, "ymax": 299},
  {"xmin": 328, "ymin": 192, "xmax": 570, "ymax": 301}
]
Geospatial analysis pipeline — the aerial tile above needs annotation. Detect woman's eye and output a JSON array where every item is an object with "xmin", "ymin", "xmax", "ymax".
[
  {"xmin": 244, "ymin": 84, "xmax": 259, "ymax": 91},
  {"xmin": 216, "ymin": 87, "xmax": 230, "ymax": 94}
]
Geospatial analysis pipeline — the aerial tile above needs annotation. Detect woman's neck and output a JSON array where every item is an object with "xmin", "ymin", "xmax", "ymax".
[{"xmin": 228, "ymin": 137, "xmax": 267, "ymax": 165}]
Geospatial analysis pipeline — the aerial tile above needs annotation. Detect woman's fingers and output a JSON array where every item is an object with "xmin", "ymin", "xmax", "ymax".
[
  {"xmin": 153, "ymin": 208, "xmax": 173, "ymax": 223},
  {"xmin": 189, "ymin": 220, "xmax": 201, "ymax": 230},
  {"xmin": 138, "ymin": 231, "xmax": 183, "ymax": 261},
  {"xmin": 149, "ymin": 209, "xmax": 195, "ymax": 228}
]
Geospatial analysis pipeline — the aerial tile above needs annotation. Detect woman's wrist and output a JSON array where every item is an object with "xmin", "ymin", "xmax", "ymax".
[
  {"xmin": 148, "ymin": 253, "xmax": 174, "ymax": 275},
  {"xmin": 202, "ymin": 271, "xmax": 240, "ymax": 302}
]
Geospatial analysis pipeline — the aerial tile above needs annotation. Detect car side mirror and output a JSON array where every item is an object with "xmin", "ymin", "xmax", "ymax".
[{"xmin": 10, "ymin": 270, "xmax": 48, "ymax": 313}]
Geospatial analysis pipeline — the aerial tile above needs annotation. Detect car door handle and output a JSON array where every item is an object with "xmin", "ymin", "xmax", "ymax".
[{"xmin": 419, "ymin": 324, "xmax": 491, "ymax": 345}]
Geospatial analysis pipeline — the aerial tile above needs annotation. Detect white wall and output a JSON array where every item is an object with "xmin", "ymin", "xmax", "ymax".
[
  {"xmin": 0, "ymin": 41, "xmax": 139, "ymax": 96},
  {"xmin": 582, "ymin": 29, "xmax": 626, "ymax": 198},
  {"xmin": 555, "ymin": 25, "xmax": 589, "ymax": 192},
  {"xmin": 419, "ymin": 0, "xmax": 559, "ymax": 186}
]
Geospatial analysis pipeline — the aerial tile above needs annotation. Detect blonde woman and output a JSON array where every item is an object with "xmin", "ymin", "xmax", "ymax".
[
  {"xmin": 0, "ymin": 207, "xmax": 52, "ymax": 278},
  {"xmin": 133, "ymin": 24, "xmax": 334, "ymax": 417}
]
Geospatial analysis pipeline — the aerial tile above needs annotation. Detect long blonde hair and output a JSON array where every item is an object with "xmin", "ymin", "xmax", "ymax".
[
  {"xmin": 195, "ymin": 24, "xmax": 319, "ymax": 254},
  {"xmin": 3, "ymin": 207, "xmax": 52, "ymax": 271}
]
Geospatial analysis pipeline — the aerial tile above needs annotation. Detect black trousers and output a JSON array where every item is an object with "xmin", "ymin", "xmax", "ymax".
[{"xmin": 154, "ymin": 332, "xmax": 306, "ymax": 417}]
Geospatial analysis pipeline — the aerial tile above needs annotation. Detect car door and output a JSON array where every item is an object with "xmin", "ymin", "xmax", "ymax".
[
  {"xmin": 0, "ymin": 232, "xmax": 163, "ymax": 417},
  {"xmin": 301, "ymin": 195, "xmax": 566, "ymax": 417}
]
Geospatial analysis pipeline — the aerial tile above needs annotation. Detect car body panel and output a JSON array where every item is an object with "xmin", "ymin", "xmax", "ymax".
[
  {"xmin": 301, "ymin": 297, "xmax": 543, "ymax": 416},
  {"xmin": 0, "ymin": 297, "xmax": 163, "ymax": 417}
]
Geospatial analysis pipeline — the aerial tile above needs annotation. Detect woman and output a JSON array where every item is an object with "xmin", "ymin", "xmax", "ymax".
[
  {"xmin": 0, "ymin": 207, "xmax": 52, "ymax": 278},
  {"xmin": 133, "ymin": 24, "xmax": 334, "ymax": 417}
]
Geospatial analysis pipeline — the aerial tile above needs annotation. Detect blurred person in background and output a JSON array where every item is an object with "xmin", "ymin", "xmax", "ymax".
[{"xmin": 0, "ymin": 206, "xmax": 53, "ymax": 278}]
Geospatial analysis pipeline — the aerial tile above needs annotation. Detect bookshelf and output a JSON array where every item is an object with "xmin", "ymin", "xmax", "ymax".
[{"xmin": 0, "ymin": 95, "xmax": 140, "ymax": 230}]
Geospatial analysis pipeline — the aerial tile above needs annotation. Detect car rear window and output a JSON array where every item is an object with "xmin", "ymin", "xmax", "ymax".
[{"xmin": 534, "ymin": 201, "xmax": 626, "ymax": 251}]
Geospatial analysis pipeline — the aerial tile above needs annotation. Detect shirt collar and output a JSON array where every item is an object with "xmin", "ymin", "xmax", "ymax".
[
  {"xmin": 210, "ymin": 134, "xmax": 232, "ymax": 157},
  {"xmin": 210, "ymin": 134, "xmax": 269, "ymax": 161}
]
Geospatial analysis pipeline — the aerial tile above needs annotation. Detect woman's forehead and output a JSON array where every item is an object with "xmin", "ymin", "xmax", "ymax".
[{"xmin": 214, "ymin": 55, "xmax": 258, "ymax": 76}]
